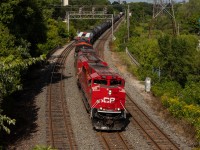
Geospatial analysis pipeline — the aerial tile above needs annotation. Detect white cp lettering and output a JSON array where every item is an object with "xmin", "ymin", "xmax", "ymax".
[{"xmin": 101, "ymin": 97, "xmax": 115, "ymax": 103}]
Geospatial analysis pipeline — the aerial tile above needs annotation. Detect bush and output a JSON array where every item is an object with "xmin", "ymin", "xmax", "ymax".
[
  {"xmin": 33, "ymin": 145, "xmax": 56, "ymax": 150},
  {"xmin": 181, "ymin": 82, "xmax": 200, "ymax": 105},
  {"xmin": 151, "ymin": 81, "xmax": 182, "ymax": 97},
  {"xmin": 161, "ymin": 95, "xmax": 200, "ymax": 141}
]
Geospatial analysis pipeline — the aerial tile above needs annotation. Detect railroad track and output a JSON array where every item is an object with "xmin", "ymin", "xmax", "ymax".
[
  {"xmin": 126, "ymin": 92, "xmax": 180, "ymax": 150},
  {"xmin": 97, "ymin": 132, "xmax": 134, "ymax": 149},
  {"xmin": 46, "ymin": 42, "xmax": 78, "ymax": 149},
  {"xmin": 95, "ymin": 15, "xmax": 124, "ymax": 58},
  {"xmin": 93, "ymin": 16, "xmax": 137, "ymax": 149}
]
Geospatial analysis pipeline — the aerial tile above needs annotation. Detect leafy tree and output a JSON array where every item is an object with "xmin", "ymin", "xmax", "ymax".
[
  {"xmin": 0, "ymin": 0, "xmax": 21, "ymax": 24},
  {"xmin": 0, "ymin": 23, "xmax": 16, "ymax": 57},
  {"xmin": 130, "ymin": 2, "xmax": 152, "ymax": 23},
  {"xmin": 181, "ymin": 82, "xmax": 200, "ymax": 105},
  {"xmin": 0, "ymin": 55, "xmax": 45, "ymax": 135},
  {"xmin": 113, "ymin": 23, "xmax": 132, "ymax": 52},
  {"xmin": 158, "ymin": 35, "xmax": 198, "ymax": 85},
  {"xmin": 176, "ymin": 0, "xmax": 200, "ymax": 34},
  {"xmin": 0, "ymin": 113, "xmax": 15, "ymax": 134},
  {"xmin": 127, "ymin": 37, "xmax": 159, "ymax": 80},
  {"xmin": 0, "ymin": 0, "xmax": 45, "ymax": 56},
  {"xmin": 37, "ymin": 19, "xmax": 71, "ymax": 55},
  {"xmin": 0, "ymin": 0, "xmax": 70, "ymax": 138}
]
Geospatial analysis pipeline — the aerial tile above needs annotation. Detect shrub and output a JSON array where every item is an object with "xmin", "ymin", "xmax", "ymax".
[{"xmin": 152, "ymin": 81, "xmax": 182, "ymax": 97}]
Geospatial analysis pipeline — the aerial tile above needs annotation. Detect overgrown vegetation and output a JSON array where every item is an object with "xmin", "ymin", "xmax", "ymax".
[{"xmin": 113, "ymin": 0, "xmax": 200, "ymax": 144}]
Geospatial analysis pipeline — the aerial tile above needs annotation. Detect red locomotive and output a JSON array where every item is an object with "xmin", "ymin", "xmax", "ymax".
[
  {"xmin": 74, "ymin": 40, "xmax": 94, "ymax": 57},
  {"xmin": 76, "ymin": 53, "xmax": 127, "ymax": 130},
  {"xmin": 74, "ymin": 40, "xmax": 97, "ymax": 67}
]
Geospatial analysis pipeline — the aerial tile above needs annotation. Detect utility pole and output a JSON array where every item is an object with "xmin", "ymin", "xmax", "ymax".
[
  {"xmin": 149, "ymin": 0, "xmax": 177, "ymax": 37},
  {"xmin": 127, "ymin": 4, "xmax": 130, "ymax": 41}
]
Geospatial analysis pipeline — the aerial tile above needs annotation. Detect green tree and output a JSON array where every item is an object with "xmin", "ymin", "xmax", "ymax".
[
  {"xmin": 0, "ymin": 0, "xmax": 69, "ymax": 138},
  {"xmin": 158, "ymin": 35, "xmax": 198, "ymax": 85},
  {"xmin": 176, "ymin": 0, "xmax": 200, "ymax": 34},
  {"xmin": 130, "ymin": 2, "xmax": 152, "ymax": 23},
  {"xmin": 0, "ymin": 24, "xmax": 16, "ymax": 57}
]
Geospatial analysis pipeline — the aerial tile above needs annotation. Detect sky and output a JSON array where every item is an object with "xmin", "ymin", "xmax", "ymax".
[{"xmin": 109, "ymin": 0, "xmax": 187, "ymax": 3}]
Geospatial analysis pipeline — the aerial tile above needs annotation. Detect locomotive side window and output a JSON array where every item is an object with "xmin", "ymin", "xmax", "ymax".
[
  {"xmin": 94, "ymin": 79, "xmax": 107, "ymax": 85},
  {"xmin": 110, "ymin": 80, "xmax": 122, "ymax": 86}
]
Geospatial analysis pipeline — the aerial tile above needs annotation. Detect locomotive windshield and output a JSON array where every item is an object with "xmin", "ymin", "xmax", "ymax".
[
  {"xmin": 93, "ymin": 79, "xmax": 107, "ymax": 85},
  {"xmin": 93, "ymin": 79, "xmax": 123, "ymax": 86},
  {"xmin": 110, "ymin": 79, "xmax": 122, "ymax": 86}
]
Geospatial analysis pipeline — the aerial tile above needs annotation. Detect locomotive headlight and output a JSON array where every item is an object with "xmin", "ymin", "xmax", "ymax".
[
  {"xmin": 117, "ymin": 108, "xmax": 120, "ymax": 111},
  {"xmin": 100, "ymin": 107, "xmax": 102, "ymax": 110},
  {"xmin": 108, "ymin": 90, "xmax": 112, "ymax": 95}
]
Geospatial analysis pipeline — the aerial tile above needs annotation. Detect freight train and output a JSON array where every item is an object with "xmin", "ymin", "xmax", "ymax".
[
  {"xmin": 75, "ymin": 13, "xmax": 126, "ymax": 130},
  {"xmin": 75, "ymin": 13, "xmax": 124, "ymax": 44}
]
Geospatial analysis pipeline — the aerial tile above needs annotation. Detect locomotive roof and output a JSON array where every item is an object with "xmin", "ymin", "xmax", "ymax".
[
  {"xmin": 79, "ymin": 53, "xmax": 106, "ymax": 64},
  {"xmin": 78, "ymin": 53, "xmax": 122, "ymax": 79},
  {"xmin": 90, "ymin": 64, "xmax": 120, "ymax": 78}
]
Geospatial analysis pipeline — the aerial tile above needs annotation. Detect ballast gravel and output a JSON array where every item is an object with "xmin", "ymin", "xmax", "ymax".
[{"xmin": 64, "ymin": 51, "xmax": 103, "ymax": 150}]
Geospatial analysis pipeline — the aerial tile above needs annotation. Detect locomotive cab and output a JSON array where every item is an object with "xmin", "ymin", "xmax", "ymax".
[{"xmin": 89, "ymin": 75, "xmax": 126, "ymax": 130}]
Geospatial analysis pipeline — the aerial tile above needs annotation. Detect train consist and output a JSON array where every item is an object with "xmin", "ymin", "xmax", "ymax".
[
  {"xmin": 75, "ymin": 13, "xmax": 124, "ymax": 44},
  {"xmin": 74, "ymin": 13, "xmax": 127, "ymax": 130}
]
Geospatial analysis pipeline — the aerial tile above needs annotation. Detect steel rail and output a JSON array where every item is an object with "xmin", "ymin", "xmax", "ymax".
[
  {"xmin": 126, "ymin": 92, "xmax": 180, "ymax": 150},
  {"xmin": 47, "ymin": 42, "xmax": 77, "ymax": 149}
]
